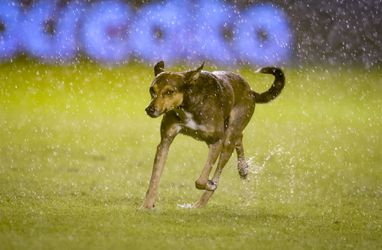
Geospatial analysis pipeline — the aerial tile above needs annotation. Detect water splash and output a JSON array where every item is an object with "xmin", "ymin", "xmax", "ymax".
[
  {"xmin": 248, "ymin": 144, "xmax": 285, "ymax": 176},
  {"xmin": 241, "ymin": 145, "xmax": 297, "ymax": 205},
  {"xmin": 177, "ymin": 203, "xmax": 193, "ymax": 209}
]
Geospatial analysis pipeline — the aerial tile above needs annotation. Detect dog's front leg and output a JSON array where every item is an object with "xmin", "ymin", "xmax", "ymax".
[
  {"xmin": 143, "ymin": 116, "xmax": 179, "ymax": 209},
  {"xmin": 142, "ymin": 137, "xmax": 173, "ymax": 209}
]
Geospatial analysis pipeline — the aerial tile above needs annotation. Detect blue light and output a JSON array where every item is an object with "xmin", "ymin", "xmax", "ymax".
[
  {"xmin": 233, "ymin": 4, "xmax": 293, "ymax": 66},
  {"xmin": 80, "ymin": 1, "xmax": 133, "ymax": 64},
  {"xmin": 0, "ymin": 1, "xmax": 21, "ymax": 60},
  {"xmin": 22, "ymin": 0, "xmax": 84, "ymax": 62},
  {"xmin": 130, "ymin": 0, "xmax": 191, "ymax": 64},
  {"xmin": 1, "ymin": 0, "xmax": 294, "ymax": 66},
  {"xmin": 192, "ymin": 0, "xmax": 237, "ymax": 65}
]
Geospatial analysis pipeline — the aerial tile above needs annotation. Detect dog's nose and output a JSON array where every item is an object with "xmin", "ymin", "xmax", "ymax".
[{"xmin": 145, "ymin": 105, "xmax": 156, "ymax": 116}]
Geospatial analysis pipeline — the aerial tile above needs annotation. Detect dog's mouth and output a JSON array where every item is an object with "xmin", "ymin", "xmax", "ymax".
[
  {"xmin": 145, "ymin": 106, "xmax": 163, "ymax": 118},
  {"xmin": 145, "ymin": 104, "xmax": 180, "ymax": 118}
]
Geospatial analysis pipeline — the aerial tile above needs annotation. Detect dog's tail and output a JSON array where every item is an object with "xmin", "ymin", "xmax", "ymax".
[{"xmin": 252, "ymin": 67, "xmax": 285, "ymax": 104}]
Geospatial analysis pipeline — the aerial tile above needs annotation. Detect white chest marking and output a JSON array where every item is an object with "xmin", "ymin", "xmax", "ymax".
[{"xmin": 183, "ymin": 111, "xmax": 207, "ymax": 131}]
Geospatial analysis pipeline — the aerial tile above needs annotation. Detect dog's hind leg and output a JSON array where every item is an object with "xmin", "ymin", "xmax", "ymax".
[
  {"xmin": 194, "ymin": 190, "xmax": 214, "ymax": 208},
  {"xmin": 193, "ymin": 138, "xmax": 236, "ymax": 208},
  {"xmin": 194, "ymin": 107, "xmax": 253, "ymax": 208},
  {"xmin": 235, "ymin": 136, "xmax": 249, "ymax": 179},
  {"xmin": 210, "ymin": 108, "xmax": 253, "ymax": 188},
  {"xmin": 194, "ymin": 128, "xmax": 239, "ymax": 207},
  {"xmin": 195, "ymin": 141, "xmax": 222, "ymax": 191},
  {"xmin": 210, "ymin": 133, "xmax": 239, "ymax": 188}
]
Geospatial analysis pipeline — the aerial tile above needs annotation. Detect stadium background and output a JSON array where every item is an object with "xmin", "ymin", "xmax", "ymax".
[{"xmin": 0, "ymin": 0, "xmax": 380, "ymax": 67}]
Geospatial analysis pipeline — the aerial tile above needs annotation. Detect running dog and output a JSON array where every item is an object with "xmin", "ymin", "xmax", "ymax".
[{"xmin": 143, "ymin": 61, "xmax": 285, "ymax": 208}]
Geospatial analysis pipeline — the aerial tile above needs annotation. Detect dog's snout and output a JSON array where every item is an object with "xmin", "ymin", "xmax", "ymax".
[{"xmin": 145, "ymin": 105, "xmax": 157, "ymax": 117}]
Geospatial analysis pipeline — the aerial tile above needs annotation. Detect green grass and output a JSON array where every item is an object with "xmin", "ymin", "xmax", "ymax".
[{"xmin": 0, "ymin": 61, "xmax": 381, "ymax": 249}]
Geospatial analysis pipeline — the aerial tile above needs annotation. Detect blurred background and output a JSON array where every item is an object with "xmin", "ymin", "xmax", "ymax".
[{"xmin": 0, "ymin": 0, "xmax": 380, "ymax": 68}]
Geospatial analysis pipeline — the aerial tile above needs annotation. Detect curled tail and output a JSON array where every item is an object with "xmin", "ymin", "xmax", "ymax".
[{"xmin": 252, "ymin": 67, "xmax": 285, "ymax": 104}]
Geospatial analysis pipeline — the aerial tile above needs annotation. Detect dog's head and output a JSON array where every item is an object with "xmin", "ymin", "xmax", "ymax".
[{"xmin": 145, "ymin": 61, "xmax": 204, "ymax": 118}]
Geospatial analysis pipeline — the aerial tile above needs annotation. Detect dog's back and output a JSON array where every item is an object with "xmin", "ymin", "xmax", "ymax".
[
  {"xmin": 212, "ymin": 67, "xmax": 285, "ymax": 105},
  {"xmin": 212, "ymin": 71, "xmax": 254, "ymax": 108},
  {"xmin": 182, "ymin": 68, "xmax": 285, "ymax": 124}
]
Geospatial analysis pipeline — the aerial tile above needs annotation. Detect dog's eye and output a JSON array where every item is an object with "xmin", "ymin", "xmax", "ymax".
[{"xmin": 163, "ymin": 89, "xmax": 174, "ymax": 96}]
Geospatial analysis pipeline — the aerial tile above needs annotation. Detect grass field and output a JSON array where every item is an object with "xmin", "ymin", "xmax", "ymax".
[{"xmin": 0, "ymin": 61, "xmax": 381, "ymax": 249}]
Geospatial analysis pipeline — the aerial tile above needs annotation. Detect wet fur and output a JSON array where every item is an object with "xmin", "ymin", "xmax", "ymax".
[{"xmin": 143, "ymin": 61, "xmax": 285, "ymax": 208}]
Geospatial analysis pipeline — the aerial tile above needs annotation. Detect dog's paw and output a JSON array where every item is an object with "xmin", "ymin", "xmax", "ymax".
[
  {"xmin": 239, "ymin": 170, "xmax": 248, "ymax": 179},
  {"xmin": 238, "ymin": 160, "xmax": 249, "ymax": 179},
  {"xmin": 141, "ymin": 204, "xmax": 155, "ymax": 209},
  {"xmin": 205, "ymin": 180, "xmax": 217, "ymax": 191},
  {"xmin": 195, "ymin": 179, "xmax": 217, "ymax": 191},
  {"xmin": 141, "ymin": 200, "xmax": 156, "ymax": 209}
]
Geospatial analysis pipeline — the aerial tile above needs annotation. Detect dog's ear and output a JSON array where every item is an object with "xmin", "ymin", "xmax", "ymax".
[
  {"xmin": 184, "ymin": 62, "xmax": 204, "ymax": 83},
  {"xmin": 154, "ymin": 61, "xmax": 165, "ymax": 76}
]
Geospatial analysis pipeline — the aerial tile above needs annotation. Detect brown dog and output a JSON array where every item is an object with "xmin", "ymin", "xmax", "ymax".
[{"xmin": 143, "ymin": 61, "xmax": 285, "ymax": 208}]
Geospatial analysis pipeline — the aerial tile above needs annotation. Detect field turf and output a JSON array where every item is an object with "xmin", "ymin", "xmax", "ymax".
[{"xmin": 0, "ymin": 61, "xmax": 381, "ymax": 249}]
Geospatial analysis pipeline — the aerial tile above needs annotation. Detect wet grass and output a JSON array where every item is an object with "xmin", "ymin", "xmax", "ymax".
[{"xmin": 0, "ymin": 61, "xmax": 381, "ymax": 249}]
